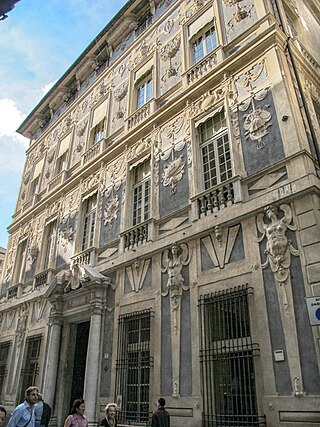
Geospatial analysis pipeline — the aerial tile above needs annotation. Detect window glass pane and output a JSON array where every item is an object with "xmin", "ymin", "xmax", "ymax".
[
  {"xmin": 193, "ymin": 37, "xmax": 204, "ymax": 63},
  {"xmin": 82, "ymin": 194, "xmax": 97, "ymax": 250},
  {"xmin": 132, "ymin": 159, "xmax": 151, "ymax": 225},
  {"xmin": 205, "ymin": 27, "xmax": 217, "ymax": 53}
]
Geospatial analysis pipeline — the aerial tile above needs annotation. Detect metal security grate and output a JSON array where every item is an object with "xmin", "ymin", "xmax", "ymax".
[
  {"xmin": 115, "ymin": 309, "xmax": 154, "ymax": 424},
  {"xmin": 198, "ymin": 285, "xmax": 264, "ymax": 426},
  {"xmin": 19, "ymin": 335, "xmax": 42, "ymax": 402}
]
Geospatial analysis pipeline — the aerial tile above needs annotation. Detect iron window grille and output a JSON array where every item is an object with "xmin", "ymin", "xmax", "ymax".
[
  {"xmin": 19, "ymin": 336, "xmax": 42, "ymax": 402},
  {"xmin": 115, "ymin": 309, "xmax": 154, "ymax": 424},
  {"xmin": 198, "ymin": 285, "xmax": 264, "ymax": 426},
  {"xmin": 199, "ymin": 110, "xmax": 232, "ymax": 190}
]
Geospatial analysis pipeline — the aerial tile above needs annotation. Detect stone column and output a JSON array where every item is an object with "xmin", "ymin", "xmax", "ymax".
[
  {"xmin": 42, "ymin": 299, "xmax": 63, "ymax": 408},
  {"xmin": 83, "ymin": 281, "xmax": 104, "ymax": 427}
]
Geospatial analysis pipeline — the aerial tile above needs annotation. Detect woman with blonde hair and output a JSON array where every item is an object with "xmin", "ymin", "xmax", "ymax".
[{"xmin": 100, "ymin": 403, "xmax": 117, "ymax": 427}]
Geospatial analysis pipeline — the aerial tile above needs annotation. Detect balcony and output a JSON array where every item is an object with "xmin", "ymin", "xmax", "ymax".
[
  {"xmin": 7, "ymin": 285, "xmax": 18, "ymax": 300},
  {"xmin": 121, "ymin": 219, "xmax": 153, "ymax": 251},
  {"xmin": 185, "ymin": 48, "xmax": 222, "ymax": 85},
  {"xmin": 127, "ymin": 101, "xmax": 152, "ymax": 131},
  {"xmin": 34, "ymin": 269, "xmax": 53, "ymax": 288},
  {"xmin": 48, "ymin": 171, "xmax": 66, "ymax": 191},
  {"xmin": 81, "ymin": 139, "xmax": 104, "ymax": 166},
  {"xmin": 71, "ymin": 247, "xmax": 97, "ymax": 267},
  {"xmin": 192, "ymin": 177, "xmax": 241, "ymax": 219}
]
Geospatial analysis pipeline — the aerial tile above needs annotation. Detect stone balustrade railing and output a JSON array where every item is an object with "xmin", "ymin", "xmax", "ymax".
[
  {"xmin": 193, "ymin": 177, "xmax": 241, "ymax": 219},
  {"xmin": 127, "ymin": 102, "xmax": 151, "ymax": 130},
  {"xmin": 82, "ymin": 140, "xmax": 103, "ymax": 165},
  {"xmin": 122, "ymin": 220, "xmax": 152, "ymax": 251},
  {"xmin": 186, "ymin": 51, "xmax": 219, "ymax": 85}
]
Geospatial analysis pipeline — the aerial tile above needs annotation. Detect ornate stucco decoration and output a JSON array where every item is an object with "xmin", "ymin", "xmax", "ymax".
[
  {"xmin": 80, "ymin": 171, "xmax": 100, "ymax": 195},
  {"xmin": 235, "ymin": 61, "xmax": 267, "ymax": 98},
  {"xmin": 202, "ymin": 224, "xmax": 241, "ymax": 269},
  {"xmin": 225, "ymin": 0, "xmax": 255, "ymax": 32},
  {"xmin": 190, "ymin": 86, "xmax": 226, "ymax": 118},
  {"xmin": 59, "ymin": 212, "xmax": 76, "ymax": 252},
  {"xmin": 100, "ymin": 158, "xmax": 125, "ymax": 227},
  {"xmin": 90, "ymin": 78, "xmax": 111, "ymax": 107},
  {"xmin": 16, "ymin": 303, "xmax": 29, "ymax": 347},
  {"xmin": 103, "ymin": 196, "xmax": 120, "ymax": 228},
  {"xmin": 163, "ymin": 18, "xmax": 174, "ymax": 34},
  {"xmin": 162, "ymin": 155, "xmax": 185, "ymax": 194},
  {"xmin": 159, "ymin": 116, "xmax": 186, "ymax": 193},
  {"xmin": 160, "ymin": 35, "xmax": 181, "ymax": 84},
  {"xmin": 257, "ymin": 204, "xmax": 299, "ymax": 310},
  {"xmin": 126, "ymin": 259, "xmax": 151, "ymax": 293},
  {"xmin": 161, "ymin": 243, "xmax": 191, "ymax": 333},
  {"xmin": 127, "ymin": 137, "xmax": 152, "ymax": 162},
  {"xmin": 73, "ymin": 119, "xmax": 88, "ymax": 155},
  {"xmin": 239, "ymin": 88, "xmax": 272, "ymax": 149},
  {"xmin": 114, "ymin": 81, "xmax": 128, "ymax": 119},
  {"xmin": 161, "ymin": 242, "xmax": 191, "ymax": 398},
  {"xmin": 179, "ymin": 0, "xmax": 210, "ymax": 24}
]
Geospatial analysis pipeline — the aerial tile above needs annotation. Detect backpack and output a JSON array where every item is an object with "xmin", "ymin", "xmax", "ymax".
[{"xmin": 40, "ymin": 402, "xmax": 52, "ymax": 427}]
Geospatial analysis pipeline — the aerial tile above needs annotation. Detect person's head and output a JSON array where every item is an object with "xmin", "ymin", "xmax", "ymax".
[
  {"xmin": 105, "ymin": 403, "xmax": 116, "ymax": 419},
  {"xmin": 25, "ymin": 387, "xmax": 39, "ymax": 406},
  {"xmin": 158, "ymin": 398, "xmax": 166, "ymax": 408},
  {"xmin": 71, "ymin": 399, "xmax": 85, "ymax": 415},
  {"xmin": 0, "ymin": 406, "xmax": 6, "ymax": 427}
]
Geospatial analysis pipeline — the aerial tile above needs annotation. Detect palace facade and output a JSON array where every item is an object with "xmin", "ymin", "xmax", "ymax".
[{"xmin": 1, "ymin": 0, "xmax": 320, "ymax": 426}]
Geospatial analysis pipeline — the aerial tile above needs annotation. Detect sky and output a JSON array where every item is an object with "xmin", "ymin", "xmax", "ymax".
[{"xmin": 0, "ymin": 0, "xmax": 128, "ymax": 248}]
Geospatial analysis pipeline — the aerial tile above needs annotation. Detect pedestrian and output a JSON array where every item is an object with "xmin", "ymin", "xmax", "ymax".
[
  {"xmin": 64, "ymin": 399, "xmax": 88, "ymax": 427},
  {"xmin": 151, "ymin": 398, "xmax": 170, "ymax": 427},
  {"xmin": 100, "ymin": 403, "xmax": 117, "ymax": 427},
  {"xmin": 7, "ymin": 386, "xmax": 39, "ymax": 427},
  {"xmin": 0, "ymin": 406, "xmax": 7, "ymax": 427},
  {"xmin": 34, "ymin": 394, "xmax": 51, "ymax": 427}
]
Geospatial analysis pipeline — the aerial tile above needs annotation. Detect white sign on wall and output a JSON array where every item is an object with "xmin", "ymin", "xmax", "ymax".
[{"xmin": 306, "ymin": 297, "xmax": 320, "ymax": 326}]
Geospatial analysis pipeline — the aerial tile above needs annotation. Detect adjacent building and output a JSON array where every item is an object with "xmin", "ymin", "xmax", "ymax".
[{"xmin": 0, "ymin": 0, "xmax": 320, "ymax": 426}]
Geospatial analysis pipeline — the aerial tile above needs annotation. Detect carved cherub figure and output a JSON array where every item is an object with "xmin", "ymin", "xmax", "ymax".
[{"xmin": 161, "ymin": 243, "xmax": 190, "ymax": 298}]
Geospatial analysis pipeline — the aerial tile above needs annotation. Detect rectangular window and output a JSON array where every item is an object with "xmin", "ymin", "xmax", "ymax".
[
  {"xmin": 82, "ymin": 194, "xmax": 97, "ymax": 251},
  {"xmin": 43, "ymin": 220, "xmax": 57, "ymax": 270},
  {"xmin": 199, "ymin": 110, "xmax": 232, "ymax": 190},
  {"xmin": 199, "ymin": 285, "xmax": 261, "ymax": 426},
  {"xmin": 0, "ymin": 342, "xmax": 11, "ymax": 401},
  {"xmin": 29, "ymin": 176, "xmax": 40, "ymax": 197},
  {"xmin": 19, "ymin": 336, "xmax": 41, "ymax": 402},
  {"xmin": 55, "ymin": 151, "xmax": 68, "ymax": 175},
  {"xmin": 192, "ymin": 25, "xmax": 217, "ymax": 63},
  {"xmin": 137, "ymin": 78, "xmax": 153, "ymax": 109},
  {"xmin": 12, "ymin": 239, "xmax": 28, "ymax": 285},
  {"xmin": 132, "ymin": 159, "xmax": 151, "ymax": 226},
  {"xmin": 115, "ymin": 309, "xmax": 153, "ymax": 424},
  {"xmin": 92, "ymin": 120, "xmax": 105, "ymax": 144}
]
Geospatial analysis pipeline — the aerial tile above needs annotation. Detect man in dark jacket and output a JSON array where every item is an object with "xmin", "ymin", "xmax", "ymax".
[{"xmin": 151, "ymin": 398, "xmax": 170, "ymax": 427}]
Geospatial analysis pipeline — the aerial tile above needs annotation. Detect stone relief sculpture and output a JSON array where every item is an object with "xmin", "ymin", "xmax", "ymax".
[
  {"xmin": 126, "ymin": 259, "xmax": 151, "ymax": 293},
  {"xmin": 160, "ymin": 35, "xmax": 181, "ymax": 85},
  {"xmin": 159, "ymin": 116, "xmax": 186, "ymax": 193},
  {"xmin": 59, "ymin": 212, "xmax": 76, "ymax": 252},
  {"xmin": 16, "ymin": 303, "xmax": 29, "ymax": 347},
  {"xmin": 161, "ymin": 243, "xmax": 190, "ymax": 331},
  {"xmin": 113, "ymin": 81, "xmax": 128, "ymax": 119},
  {"xmin": 73, "ymin": 119, "xmax": 88, "ymax": 155},
  {"xmin": 161, "ymin": 243, "xmax": 191, "ymax": 397},
  {"xmin": 101, "ymin": 158, "xmax": 125, "ymax": 228},
  {"xmin": 239, "ymin": 88, "xmax": 272, "ymax": 149},
  {"xmin": 223, "ymin": 0, "xmax": 254, "ymax": 33},
  {"xmin": 257, "ymin": 204, "xmax": 299, "ymax": 309}
]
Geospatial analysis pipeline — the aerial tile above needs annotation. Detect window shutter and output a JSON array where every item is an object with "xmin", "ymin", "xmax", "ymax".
[
  {"xmin": 91, "ymin": 99, "xmax": 108, "ymax": 129},
  {"xmin": 188, "ymin": 8, "xmax": 214, "ymax": 38},
  {"xmin": 58, "ymin": 133, "xmax": 71, "ymax": 157},
  {"xmin": 32, "ymin": 158, "xmax": 45, "ymax": 179}
]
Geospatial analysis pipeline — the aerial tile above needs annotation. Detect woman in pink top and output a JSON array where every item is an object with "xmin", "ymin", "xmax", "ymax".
[{"xmin": 64, "ymin": 399, "xmax": 88, "ymax": 427}]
